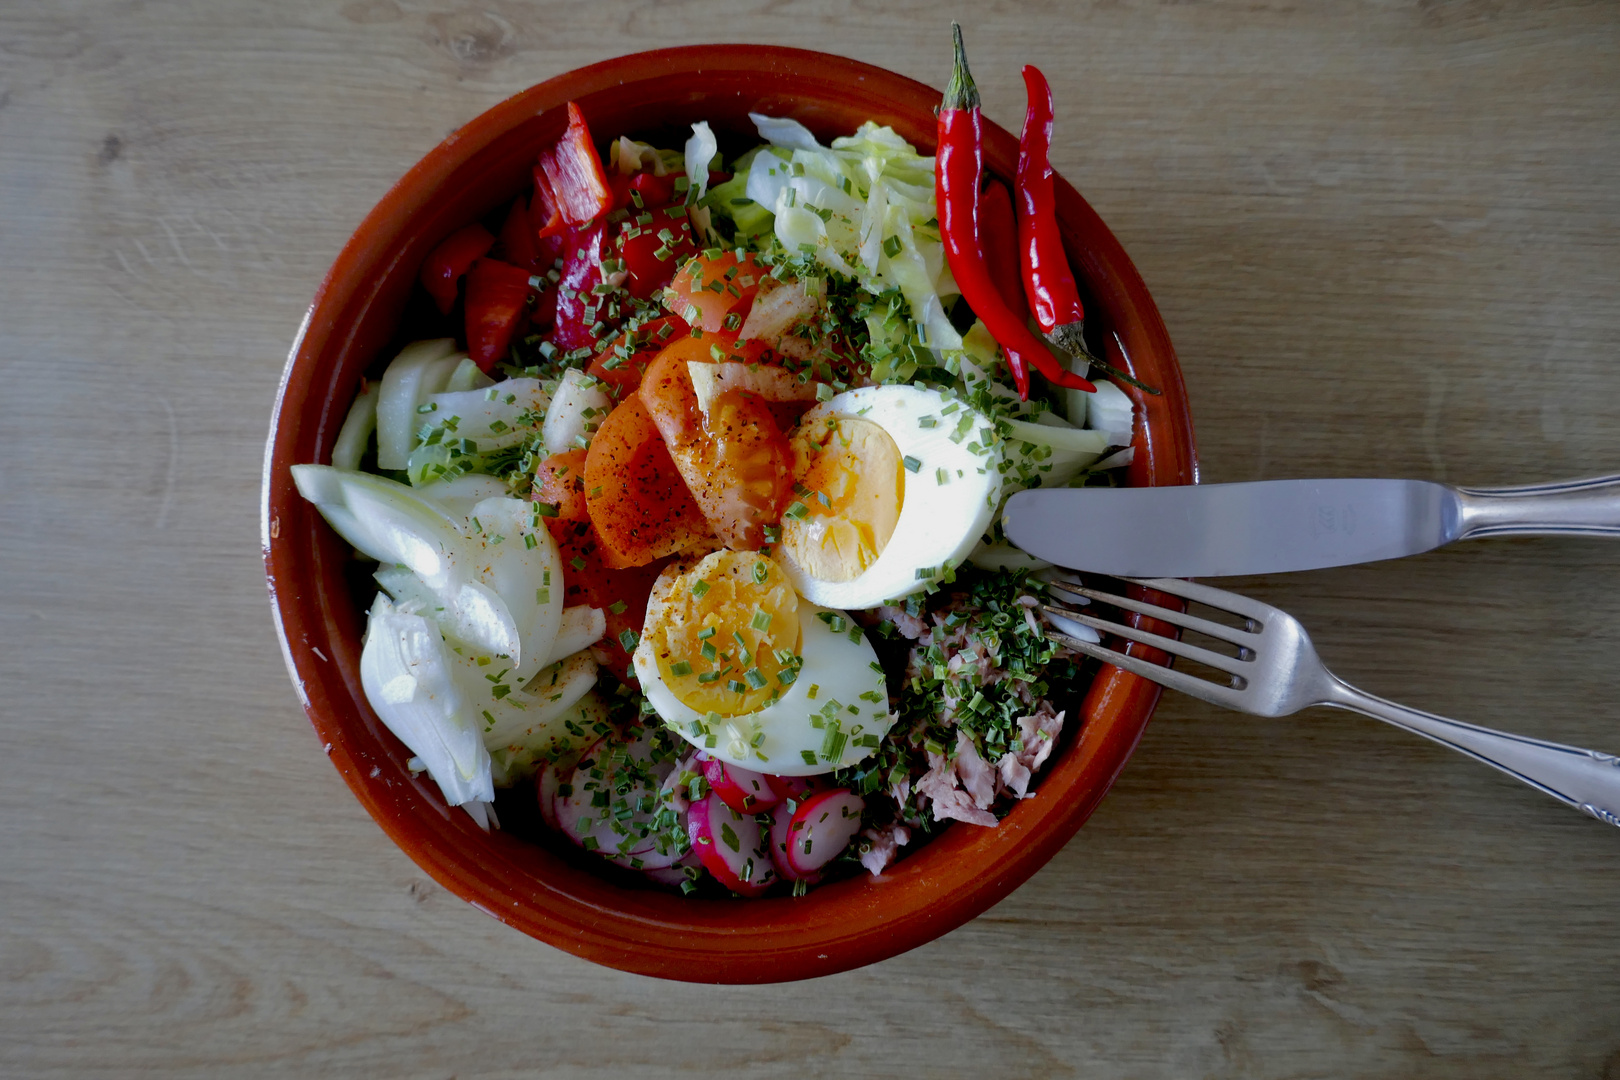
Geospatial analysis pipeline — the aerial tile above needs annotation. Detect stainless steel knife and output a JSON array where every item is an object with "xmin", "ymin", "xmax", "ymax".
[{"xmin": 1000, "ymin": 474, "xmax": 1620, "ymax": 577}]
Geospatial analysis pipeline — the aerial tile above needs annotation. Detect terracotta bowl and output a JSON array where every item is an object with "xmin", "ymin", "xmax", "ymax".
[{"xmin": 262, "ymin": 45, "xmax": 1196, "ymax": 983}]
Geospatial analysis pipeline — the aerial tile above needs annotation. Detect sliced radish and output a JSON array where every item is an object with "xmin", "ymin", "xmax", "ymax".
[
  {"xmin": 700, "ymin": 754, "xmax": 781, "ymax": 813},
  {"xmin": 784, "ymin": 788, "xmax": 866, "ymax": 876},
  {"xmin": 537, "ymin": 761, "xmax": 563, "ymax": 830},
  {"xmin": 767, "ymin": 801, "xmax": 822, "ymax": 885},
  {"xmin": 687, "ymin": 793, "xmax": 775, "ymax": 897},
  {"xmin": 556, "ymin": 729, "xmax": 687, "ymax": 870},
  {"xmin": 643, "ymin": 849, "xmax": 702, "ymax": 888}
]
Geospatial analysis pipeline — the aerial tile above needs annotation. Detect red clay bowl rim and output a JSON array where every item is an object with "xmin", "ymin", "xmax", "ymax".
[{"xmin": 261, "ymin": 43, "xmax": 1198, "ymax": 983}]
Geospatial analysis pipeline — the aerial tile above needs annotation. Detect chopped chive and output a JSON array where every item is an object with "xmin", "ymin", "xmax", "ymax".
[
  {"xmin": 903, "ymin": 455, "xmax": 922, "ymax": 473},
  {"xmin": 691, "ymin": 580, "xmax": 711, "ymax": 599},
  {"xmin": 750, "ymin": 610, "xmax": 772, "ymax": 632},
  {"xmin": 669, "ymin": 660, "xmax": 693, "ymax": 677}
]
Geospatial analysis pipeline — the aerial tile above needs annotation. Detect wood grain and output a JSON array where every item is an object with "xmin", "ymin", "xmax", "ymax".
[{"xmin": 3, "ymin": 0, "xmax": 1618, "ymax": 1075}]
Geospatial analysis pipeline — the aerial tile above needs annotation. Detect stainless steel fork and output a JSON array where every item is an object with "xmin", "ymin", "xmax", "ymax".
[{"xmin": 1045, "ymin": 576, "xmax": 1620, "ymax": 826}]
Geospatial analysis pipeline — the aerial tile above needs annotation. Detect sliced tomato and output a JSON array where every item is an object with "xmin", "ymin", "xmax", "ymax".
[
  {"xmin": 665, "ymin": 251, "xmax": 766, "ymax": 332},
  {"xmin": 420, "ymin": 223, "xmax": 496, "ymax": 315},
  {"xmin": 464, "ymin": 257, "xmax": 534, "ymax": 372},
  {"xmin": 584, "ymin": 395, "xmax": 712, "ymax": 567},
  {"xmin": 543, "ymin": 516, "xmax": 669, "ymax": 681},
  {"xmin": 533, "ymin": 449, "xmax": 589, "ymax": 520},
  {"xmin": 585, "ymin": 315, "xmax": 689, "ymax": 400},
  {"xmin": 638, "ymin": 345, "xmax": 791, "ymax": 550}
]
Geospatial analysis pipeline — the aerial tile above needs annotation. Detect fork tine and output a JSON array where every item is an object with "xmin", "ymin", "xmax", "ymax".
[
  {"xmin": 1048, "ymin": 580, "xmax": 1257, "ymax": 649},
  {"xmin": 1122, "ymin": 576, "xmax": 1275, "ymax": 623},
  {"xmin": 1046, "ymin": 632, "xmax": 1247, "ymax": 711},
  {"xmin": 1041, "ymin": 605, "xmax": 1251, "ymax": 678}
]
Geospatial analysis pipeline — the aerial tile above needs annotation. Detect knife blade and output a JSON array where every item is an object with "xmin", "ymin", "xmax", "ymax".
[{"xmin": 1000, "ymin": 474, "xmax": 1620, "ymax": 577}]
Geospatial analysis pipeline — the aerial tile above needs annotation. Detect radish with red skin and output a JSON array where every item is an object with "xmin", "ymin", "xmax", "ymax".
[
  {"xmin": 686, "ymin": 793, "xmax": 775, "ymax": 896},
  {"xmin": 643, "ymin": 849, "xmax": 702, "ymax": 888},
  {"xmin": 784, "ymin": 788, "xmax": 866, "ymax": 876},
  {"xmin": 767, "ymin": 801, "xmax": 822, "ymax": 885},
  {"xmin": 537, "ymin": 762, "xmax": 563, "ymax": 830},
  {"xmin": 699, "ymin": 753, "xmax": 781, "ymax": 813},
  {"xmin": 555, "ymin": 731, "xmax": 687, "ymax": 870}
]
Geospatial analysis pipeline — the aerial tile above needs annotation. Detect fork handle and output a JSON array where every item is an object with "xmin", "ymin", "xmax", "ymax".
[
  {"xmin": 1454, "ymin": 473, "xmax": 1620, "ymax": 539},
  {"xmin": 1325, "ymin": 678, "xmax": 1620, "ymax": 825}
]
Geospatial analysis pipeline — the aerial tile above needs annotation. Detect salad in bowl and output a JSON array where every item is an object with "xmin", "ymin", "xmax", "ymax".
[{"xmin": 264, "ymin": 38, "xmax": 1193, "ymax": 980}]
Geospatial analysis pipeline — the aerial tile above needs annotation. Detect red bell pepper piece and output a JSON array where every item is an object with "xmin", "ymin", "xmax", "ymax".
[
  {"xmin": 550, "ymin": 220, "xmax": 610, "ymax": 353},
  {"xmin": 615, "ymin": 204, "xmax": 697, "ymax": 299},
  {"xmin": 497, "ymin": 195, "xmax": 542, "ymax": 271},
  {"xmin": 419, "ymin": 223, "xmax": 495, "ymax": 315},
  {"xmin": 464, "ymin": 257, "xmax": 535, "ymax": 372},
  {"xmin": 532, "ymin": 102, "xmax": 612, "ymax": 237}
]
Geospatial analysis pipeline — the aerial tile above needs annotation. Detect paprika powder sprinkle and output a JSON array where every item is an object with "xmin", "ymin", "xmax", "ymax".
[{"xmin": 936, "ymin": 24, "xmax": 1094, "ymax": 401}]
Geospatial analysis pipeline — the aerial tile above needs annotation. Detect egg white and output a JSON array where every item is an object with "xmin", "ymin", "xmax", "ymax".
[
  {"xmin": 778, "ymin": 385, "xmax": 1002, "ymax": 610},
  {"xmin": 634, "ymin": 603, "xmax": 893, "ymax": 776}
]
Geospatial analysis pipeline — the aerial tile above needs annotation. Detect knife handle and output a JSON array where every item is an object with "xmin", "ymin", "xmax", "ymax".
[
  {"xmin": 1325, "ymin": 680, "xmax": 1620, "ymax": 827},
  {"xmin": 1453, "ymin": 473, "xmax": 1620, "ymax": 539}
]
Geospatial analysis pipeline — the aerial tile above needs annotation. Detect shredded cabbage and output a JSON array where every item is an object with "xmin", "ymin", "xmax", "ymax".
[
  {"xmin": 740, "ymin": 118, "xmax": 961, "ymax": 357},
  {"xmin": 684, "ymin": 121, "xmax": 718, "ymax": 200}
]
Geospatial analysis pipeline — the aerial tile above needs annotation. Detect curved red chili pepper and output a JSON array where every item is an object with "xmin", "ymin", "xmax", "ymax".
[
  {"xmin": 1016, "ymin": 65, "xmax": 1086, "ymax": 346},
  {"xmin": 978, "ymin": 179, "xmax": 1045, "ymax": 390},
  {"xmin": 936, "ymin": 25, "xmax": 1093, "ymax": 401},
  {"xmin": 1017, "ymin": 64, "xmax": 1162, "ymax": 397}
]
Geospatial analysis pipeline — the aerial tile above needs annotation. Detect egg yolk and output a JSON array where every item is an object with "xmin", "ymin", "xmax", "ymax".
[
  {"xmin": 779, "ymin": 416, "xmax": 904, "ymax": 583},
  {"xmin": 649, "ymin": 550, "xmax": 801, "ymax": 716}
]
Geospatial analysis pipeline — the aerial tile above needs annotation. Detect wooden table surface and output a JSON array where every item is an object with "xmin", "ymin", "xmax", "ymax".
[{"xmin": 5, "ymin": 1, "xmax": 1619, "ymax": 1075}]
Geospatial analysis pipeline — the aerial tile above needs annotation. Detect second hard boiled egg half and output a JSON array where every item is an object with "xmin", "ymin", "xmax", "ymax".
[
  {"xmin": 633, "ymin": 550, "xmax": 892, "ymax": 775},
  {"xmin": 776, "ymin": 385, "xmax": 1002, "ymax": 611}
]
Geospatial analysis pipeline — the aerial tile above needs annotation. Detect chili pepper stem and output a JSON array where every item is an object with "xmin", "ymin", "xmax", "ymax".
[
  {"xmin": 1045, "ymin": 323, "xmax": 1164, "ymax": 396},
  {"xmin": 944, "ymin": 23, "xmax": 979, "ymax": 112}
]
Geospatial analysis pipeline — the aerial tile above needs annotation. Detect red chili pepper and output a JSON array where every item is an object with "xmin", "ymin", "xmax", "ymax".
[
  {"xmin": 419, "ymin": 223, "xmax": 495, "ymax": 315},
  {"xmin": 977, "ymin": 178, "xmax": 1049, "ymax": 393},
  {"xmin": 936, "ymin": 26, "xmax": 1093, "ymax": 400},
  {"xmin": 464, "ymin": 257, "xmax": 535, "ymax": 372},
  {"xmin": 1015, "ymin": 65, "xmax": 1087, "ymax": 351},
  {"xmin": 979, "ymin": 180, "xmax": 1029, "ymax": 319},
  {"xmin": 533, "ymin": 102, "xmax": 613, "ymax": 237},
  {"xmin": 1017, "ymin": 64, "xmax": 1162, "ymax": 397}
]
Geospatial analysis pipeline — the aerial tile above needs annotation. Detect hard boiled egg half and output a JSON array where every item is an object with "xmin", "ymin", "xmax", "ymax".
[
  {"xmin": 775, "ymin": 385, "xmax": 1002, "ymax": 610},
  {"xmin": 632, "ymin": 550, "xmax": 892, "ymax": 775}
]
